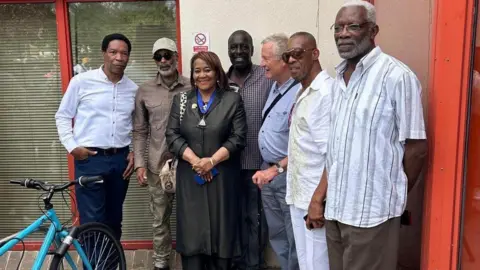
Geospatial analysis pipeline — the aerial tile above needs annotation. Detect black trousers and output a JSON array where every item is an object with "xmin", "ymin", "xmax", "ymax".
[
  {"xmin": 182, "ymin": 255, "xmax": 232, "ymax": 270},
  {"xmin": 232, "ymin": 170, "xmax": 269, "ymax": 269}
]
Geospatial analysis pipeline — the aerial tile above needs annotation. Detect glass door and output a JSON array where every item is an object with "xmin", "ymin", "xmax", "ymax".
[{"xmin": 0, "ymin": 3, "xmax": 70, "ymax": 240}]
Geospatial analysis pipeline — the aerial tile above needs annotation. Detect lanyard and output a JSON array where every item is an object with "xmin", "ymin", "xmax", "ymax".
[{"xmin": 197, "ymin": 90, "xmax": 216, "ymax": 114}]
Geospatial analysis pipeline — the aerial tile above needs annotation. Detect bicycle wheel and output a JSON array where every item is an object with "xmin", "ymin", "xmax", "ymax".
[{"xmin": 49, "ymin": 222, "xmax": 126, "ymax": 270}]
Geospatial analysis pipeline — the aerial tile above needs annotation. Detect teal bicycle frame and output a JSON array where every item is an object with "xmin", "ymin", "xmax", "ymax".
[{"xmin": 0, "ymin": 208, "xmax": 92, "ymax": 270}]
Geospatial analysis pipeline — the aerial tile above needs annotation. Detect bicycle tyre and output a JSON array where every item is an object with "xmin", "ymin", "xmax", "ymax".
[{"xmin": 49, "ymin": 222, "xmax": 127, "ymax": 270}]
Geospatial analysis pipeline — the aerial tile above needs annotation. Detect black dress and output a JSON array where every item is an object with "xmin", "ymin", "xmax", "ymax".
[{"xmin": 165, "ymin": 89, "xmax": 247, "ymax": 258}]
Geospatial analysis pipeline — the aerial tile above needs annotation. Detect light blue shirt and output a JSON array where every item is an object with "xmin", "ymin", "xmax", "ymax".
[
  {"xmin": 55, "ymin": 67, "xmax": 138, "ymax": 153},
  {"xmin": 258, "ymin": 78, "xmax": 300, "ymax": 164}
]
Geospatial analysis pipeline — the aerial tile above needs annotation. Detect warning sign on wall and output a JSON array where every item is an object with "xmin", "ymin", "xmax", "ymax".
[{"xmin": 192, "ymin": 32, "xmax": 210, "ymax": 53}]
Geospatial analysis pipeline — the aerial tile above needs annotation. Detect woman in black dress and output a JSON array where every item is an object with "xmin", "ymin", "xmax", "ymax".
[{"xmin": 165, "ymin": 51, "xmax": 247, "ymax": 270}]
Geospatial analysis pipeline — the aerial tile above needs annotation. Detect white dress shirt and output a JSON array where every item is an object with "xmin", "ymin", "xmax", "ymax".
[
  {"xmin": 55, "ymin": 67, "xmax": 138, "ymax": 153},
  {"xmin": 325, "ymin": 47, "xmax": 427, "ymax": 228},
  {"xmin": 286, "ymin": 70, "xmax": 334, "ymax": 210}
]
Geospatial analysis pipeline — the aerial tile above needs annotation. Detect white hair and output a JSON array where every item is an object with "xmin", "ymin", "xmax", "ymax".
[
  {"xmin": 261, "ymin": 33, "xmax": 289, "ymax": 58},
  {"xmin": 342, "ymin": 0, "xmax": 376, "ymax": 24}
]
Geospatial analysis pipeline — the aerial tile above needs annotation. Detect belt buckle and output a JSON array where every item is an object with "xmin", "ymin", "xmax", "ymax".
[{"xmin": 103, "ymin": 148, "xmax": 115, "ymax": 156}]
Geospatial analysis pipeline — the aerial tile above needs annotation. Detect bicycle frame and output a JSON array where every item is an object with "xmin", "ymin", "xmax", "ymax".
[{"xmin": 0, "ymin": 209, "xmax": 92, "ymax": 270}]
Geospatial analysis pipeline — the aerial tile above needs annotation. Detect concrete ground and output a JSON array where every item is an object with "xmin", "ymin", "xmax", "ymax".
[{"xmin": 0, "ymin": 250, "xmax": 281, "ymax": 270}]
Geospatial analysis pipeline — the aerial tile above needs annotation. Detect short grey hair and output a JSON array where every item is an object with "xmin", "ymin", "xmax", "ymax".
[
  {"xmin": 261, "ymin": 33, "xmax": 289, "ymax": 58},
  {"xmin": 341, "ymin": 0, "xmax": 376, "ymax": 24}
]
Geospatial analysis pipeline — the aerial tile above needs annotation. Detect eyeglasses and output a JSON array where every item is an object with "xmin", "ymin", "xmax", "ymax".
[
  {"xmin": 330, "ymin": 22, "xmax": 371, "ymax": 34},
  {"xmin": 281, "ymin": 48, "xmax": 315, "ymax": 63},
  {"xmin": 153, "ymin": 51, "xmax": 173, "ymax": 61}
]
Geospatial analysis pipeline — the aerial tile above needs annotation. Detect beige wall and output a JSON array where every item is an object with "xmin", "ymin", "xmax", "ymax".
[
  {"xmin": 178, "ymin": 0, "xmax": 433, "ymax": 268},
  {"xmin": 178, "ymin": 0, "xmax": 345, "ymax": 267},
  {"xmin": 179, "ymin": 0, "xmax": 344, "ymax": 77},
  {"xmin": 376, "ymin": 0, "xmax": 433, "ymax": 269}
]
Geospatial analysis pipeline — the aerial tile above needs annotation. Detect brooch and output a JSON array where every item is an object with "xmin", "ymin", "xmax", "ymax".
[{"xmin": 192, "ymin": 104, "xmax": 198, "ymax": 109}]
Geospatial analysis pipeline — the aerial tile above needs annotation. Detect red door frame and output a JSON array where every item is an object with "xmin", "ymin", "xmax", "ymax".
[
  {"xmin": 421, "ymin": 0, "xmax": 476, "ymax": 268},
  {"xmin": 0, "ymin": 0, "xmax": 180, "ymax": 251}
]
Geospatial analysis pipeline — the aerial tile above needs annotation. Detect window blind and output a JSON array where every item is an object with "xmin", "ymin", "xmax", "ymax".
[{"xmin": 68, "ymin": 0, "xmax": 178, "ymax": 241}]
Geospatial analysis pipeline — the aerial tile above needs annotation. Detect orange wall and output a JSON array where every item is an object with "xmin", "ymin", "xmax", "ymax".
[{"xmin": 375, "ymin": 0, "xmax": 433, "ymax": 269}]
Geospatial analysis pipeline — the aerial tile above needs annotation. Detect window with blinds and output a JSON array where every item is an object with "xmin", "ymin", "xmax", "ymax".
[
  {"xmin": 0, "ymin": 4, "xmax": 71, "ymax": 239},
  {"xmin": 68, "ymin": 0, "xmax": 178, "ymax": 241}
]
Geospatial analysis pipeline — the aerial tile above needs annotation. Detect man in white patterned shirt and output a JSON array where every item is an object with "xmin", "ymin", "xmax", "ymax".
[
  {"xmin": 307, "ymin": 1, "xmax": 428, "ymax": 270},
  {"xmin": 284, "ymin": 32, "xmax": 333, "ymax": 270}
]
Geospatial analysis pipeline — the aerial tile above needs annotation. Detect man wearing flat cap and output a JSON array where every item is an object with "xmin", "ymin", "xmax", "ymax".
[{"xmin": 133, "ymin": 37, "xmax": 190, "ymax": 270}]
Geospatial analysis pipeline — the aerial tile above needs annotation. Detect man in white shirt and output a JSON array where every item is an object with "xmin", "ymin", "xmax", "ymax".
[
  {"xmin": 307, "ymin": 1, "xmax": 428, "ymax": 269},
  {"xmin": 55, "ymin": 33, "xmax": 137, "ymax": 241},
  {"xmin": 284, "ymin": 32, "xmax": 333, "ymax": 270}
]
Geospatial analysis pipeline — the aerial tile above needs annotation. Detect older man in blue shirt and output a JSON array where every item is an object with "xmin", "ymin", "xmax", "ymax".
[{"xmin": 252, "ymin": 33, "xmax": 300, "ymax": 270}]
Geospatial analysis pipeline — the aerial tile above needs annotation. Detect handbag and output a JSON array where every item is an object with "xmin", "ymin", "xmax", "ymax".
[{"xmin": 159, "ymin": 91, "xmax": 187, "ymax": 193}]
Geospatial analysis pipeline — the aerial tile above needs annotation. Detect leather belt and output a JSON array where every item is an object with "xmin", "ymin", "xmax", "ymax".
[{"xmin": 87, "ymin": 147, "xmax": 129, "ymax": 156}]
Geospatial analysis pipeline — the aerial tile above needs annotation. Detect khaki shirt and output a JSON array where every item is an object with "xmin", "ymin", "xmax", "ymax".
[{"xmin": 133, "ymin": 72, "xmax": 191, "ymax": 173}]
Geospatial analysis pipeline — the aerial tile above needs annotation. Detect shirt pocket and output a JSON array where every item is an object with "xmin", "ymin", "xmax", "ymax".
[
  {"xmin": 145, "ymin": 100, "xmax": 169, "ymax": 129},
  {"xmin": 270, "ymin": 111, "xmax": 289, "ymax": 132},
  {"xmin": 354, "ymin": 91, "xmax": 392, "ymax": 130}
]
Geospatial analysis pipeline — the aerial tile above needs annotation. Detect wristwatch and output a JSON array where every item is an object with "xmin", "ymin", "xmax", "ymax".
[{"xmin": 274, "ymin": 163, "xmax": 284, "ymax": 174}]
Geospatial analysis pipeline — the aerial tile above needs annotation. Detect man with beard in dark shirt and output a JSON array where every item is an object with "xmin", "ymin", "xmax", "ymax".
[{"xmin": 227, "ymin": 30, "xmax": 273, "ymax": 270}]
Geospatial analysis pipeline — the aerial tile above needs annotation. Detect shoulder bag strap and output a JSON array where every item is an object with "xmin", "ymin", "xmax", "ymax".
[
  {"xmin": 179, "ymin": 92, "xmax": 187, "ymax": 123},
  {"xmin": 261, "ymin": 80, "xmax": 300, "ymax": 126}
]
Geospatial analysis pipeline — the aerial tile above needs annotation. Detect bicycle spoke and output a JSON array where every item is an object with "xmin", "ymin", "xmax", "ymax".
[
  {"xmin": 77, "ymin": 230, "xmax": 121, "ymax": 270},
  {"xmin": 50, "ymin": 223, "xmax": 125, "ymax": 270}
]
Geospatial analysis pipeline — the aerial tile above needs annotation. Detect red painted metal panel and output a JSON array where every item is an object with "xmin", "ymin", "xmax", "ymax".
[
  {"xmin": 54, "ymin": 0, "xmax": 78, "ymax": 223},
  {"xmin": 421, "ymin": 0, "xmax": 476, "ymax": 269},
  {"xmin": 175, "ymin": 0, "xmax": 182, "ymax": 74}
]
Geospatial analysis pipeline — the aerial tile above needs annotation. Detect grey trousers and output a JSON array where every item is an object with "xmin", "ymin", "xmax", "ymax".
[
  {"xmin": 261, "ymin": 164, "xmax": 299, "ymax": 270},
  {"xmin": 325, "ymin": 217, "xmax": 400, "ymax": 270}
]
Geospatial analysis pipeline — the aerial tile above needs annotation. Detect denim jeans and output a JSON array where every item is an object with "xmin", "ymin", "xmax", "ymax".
[{"xmin": 74, "ymin": 147, "xmax": 130, "ymax": 240}]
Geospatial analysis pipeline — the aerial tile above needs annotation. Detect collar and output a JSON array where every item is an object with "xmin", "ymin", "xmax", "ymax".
[
  {"xmin": 155, "ymin": 71, "xmax": 188, "ymax": 89},
  {"xmin": 335, "ymin": 46, "xmax": 383, "ymax": 75},
  {"xmin": 295, "ymin": 70, "xmax": 330, "ymax": 103},
  {"xmin": 226, "ymin": 64, "xmax": 259, "ymax": 80},
  {"xmin": 273, "ymin": 77, "xmax": 295, "ymax": 95},
  {"xmin": 307, "ymin": 70, "xmax": 330, "ymax": 92},
  {"xmin": 98, "ymin": 65, "xmax": 126, "ymax": 84}
]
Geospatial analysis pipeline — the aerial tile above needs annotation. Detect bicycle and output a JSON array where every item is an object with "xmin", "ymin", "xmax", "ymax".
[{"xmin": 0, "ymin": 176, "xmax": 127, "ymax": 270}]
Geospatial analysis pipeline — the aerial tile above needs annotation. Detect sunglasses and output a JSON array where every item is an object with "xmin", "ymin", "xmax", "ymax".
[
  {"xmin": 281, "ymin": 48, "xmax": 315, "ymax": 63},
  {"xmin": 153, "ymin": 52, "xmax": 173, "ymax": 61}
]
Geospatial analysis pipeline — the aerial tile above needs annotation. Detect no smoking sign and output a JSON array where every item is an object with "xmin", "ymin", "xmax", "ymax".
[{"xmin": 192, "ymin": 32, "xmax": 209, "ymax": 53}]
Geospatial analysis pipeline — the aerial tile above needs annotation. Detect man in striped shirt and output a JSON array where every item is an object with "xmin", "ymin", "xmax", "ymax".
[{"xmin": 307, "ymin": 1, "xmax": 428, "ymax": 270}]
